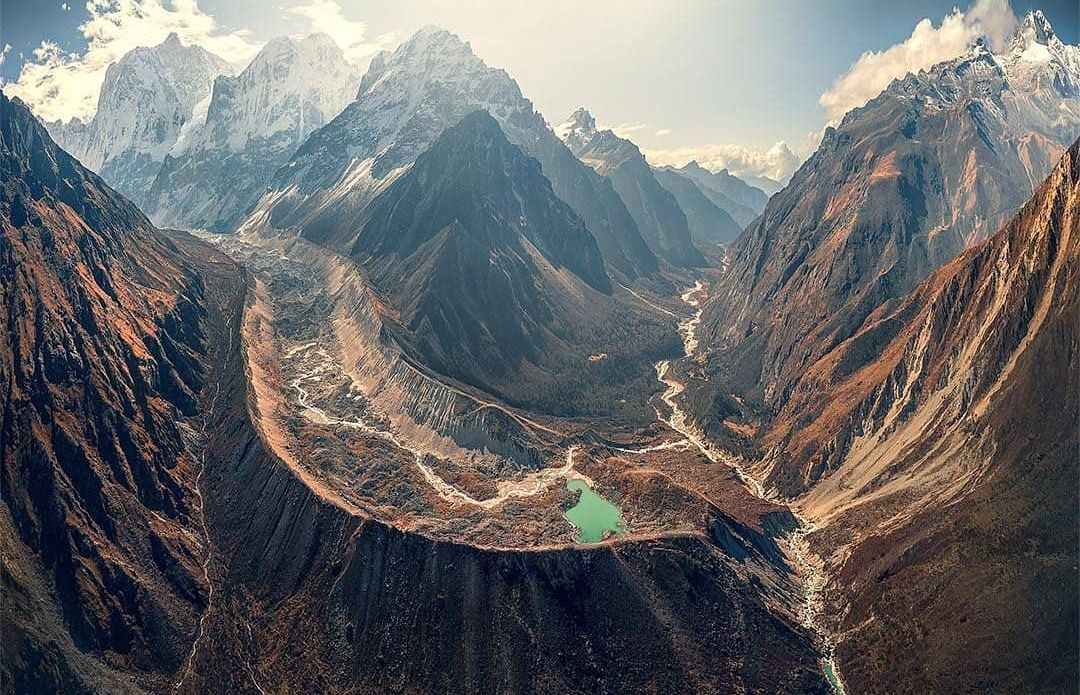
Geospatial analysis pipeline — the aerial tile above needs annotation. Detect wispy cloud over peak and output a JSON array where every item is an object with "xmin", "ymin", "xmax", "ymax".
[
  {"xmin": 819, "ymin": 0, "xmax": 1018, "ymax": 123},
  {"xmin": 283, "ymin": 0, "xmax": 396, "ymax": 65},
  {"xmin": 5, "ymin": 0, "xmax": 263, "ymax": 123}
]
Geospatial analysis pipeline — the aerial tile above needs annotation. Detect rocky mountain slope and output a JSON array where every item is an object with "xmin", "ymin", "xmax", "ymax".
[
  {"xmin": 652, "ymin": 166, "xmax": 744, "ymax": 246},
  {"xmin": 44, "ymin": 34, "xmax": 229, "ymax": 206},
  {"xmin": 243, "ymin": 27, "xmax": 659, "ymax": 279},
  {"xmin": 696, "ymin": 11, "xmax": 1080, "ymax": 408},
  {"xmin": 0, "ymin": 93, "xmax": 240, "ymax": 693},
  {"xmin": 144, "ymin": 33, "xmax": 360, "ymax": 232},
  {"xmin": 558, "ymin": 108, "xmax": 704, "ymax": 267},
  {"xmin": 786, "ymin": 138, "xmax": 1077, "ymax": 695},
  {"xmin": 348, "ymin": 110, "xmax": 679, "ymax": 414},
  {"xmin": 658, "ymin": 160, "xmax": 769, "ymax": 227}
]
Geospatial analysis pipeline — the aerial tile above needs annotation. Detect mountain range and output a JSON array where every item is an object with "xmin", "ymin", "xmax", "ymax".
[
  {"xmin": 658, "ymin": 160, "xmax": 769, "ymax": 227},
  {"xmin": 780, "ymin": 138, "xmax": 1078, "ymax": 694},
  {"xmin": 651, "ymin": 166, "xmax": 745, "ymax": 245},
  {"xmin": 244, "ymin": 27, "xmax": 666, "ymax": 280},
  {"xmin": 697, "ymin": 9, "xmax": 1080, "ymax": 410},
  {"xmin": 348, "ymin": 110, "xmax": 654, "ymax": 407},
  {"xmin": 1, "ymin": 89, "xmax": 827, "ymax": 695},
  {"xmin": 557, "ymin": 108, "xmax": 704, "ymax": 266},
  {"xmin": 3, "ymin": 7, "xmax": 1078, "ymax": 695},
  {"xmin": 144, "ymin": 33, "xmax": 361, "ymax": 232}
]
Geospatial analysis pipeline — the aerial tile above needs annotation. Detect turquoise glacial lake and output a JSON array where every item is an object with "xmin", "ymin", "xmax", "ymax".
[{"xmin": 564, "ymin": 478, "xmax": 626, "ymax": 543}]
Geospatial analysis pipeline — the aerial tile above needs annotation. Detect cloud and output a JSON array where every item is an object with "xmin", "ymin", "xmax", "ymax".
[
  {"xmin": 819, "ymin": 0, "xmax": 1018, "ymax": 122},
  {"xmin": 284, "ymin": 0, "xmax": 396, "ymax": 64},
  {"xmin": 644, "ymin": 141, "xmax": 801, "ymax": 183},
  {"xmin": 61, "ymin": 3, "xmax": 70, "ymax": 10},
  {"xmin": 5, "ymin": 0, "xmax": 262, "ymax": 123},
  {"xmin": 601, "ymin": 121, "xmax": 647, "ymax": 138},
  {"xmin": 0, "ymin": 44, "xmax": 11, "ymax": 68},
  {"xmin": 654, "ymin": 128, "xmax": 671, "ymax": 137}
]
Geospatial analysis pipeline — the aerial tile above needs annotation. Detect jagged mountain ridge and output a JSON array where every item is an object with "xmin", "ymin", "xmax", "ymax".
[
  {"xmin": 0, "ymin": 92, "xmax": 238, "ymax": 693},
  {"xmin": 144, "ymin": 33, "xmax": 361, "ymax": 232},
  {"xmin": 659, "ymin": 160, "xmax": 769, "ymax": 227},
  {"xmin": 652, "ymin": 166, "xmax": 744, "ymax": 245},
  {"xmin": 45, "ymin": 33, "xmax": 230, "ymax": 206},
  {"xmin": 696, "ymin": 10, "xmax": 1080, "ymax": 409},
  {"xmin": 244, "ymin": 27, "xmax": 660, "ymax": 279},
  {"xmin": 557, "ymin": 108, "xmax": 704, "ymax": 267}
]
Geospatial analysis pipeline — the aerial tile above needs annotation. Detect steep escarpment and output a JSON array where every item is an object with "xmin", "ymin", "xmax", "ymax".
[
  {"xmin": 769, "ymin": 139, "xmax": 1078, "ymax": 693},
  {"xmin": 0, "ymin": 93, "xmax": 238, "ymax": 693}
]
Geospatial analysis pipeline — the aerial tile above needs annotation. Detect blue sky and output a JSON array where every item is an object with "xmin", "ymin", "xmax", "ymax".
[{"xmin": 1, "ymin": 0, "xmax": 1076, "ymax": 179}]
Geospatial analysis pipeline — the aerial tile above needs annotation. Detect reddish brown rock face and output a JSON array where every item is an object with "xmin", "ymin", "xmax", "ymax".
[
  {"xmin": 812, "ymin": 140, "xmax": 1079, "ymax": 695},
  {"xmin": 695, "ymin": 133, "xmax": 1079, "ymax": 694},
  {"xmin": 674, "ymin": 24, "xmax": 1079, "ymax": 690},
  {"xmin": 1, "ymin": 92, "xmax": 241, "ymax": 693},
  {"xmin": 697, "ymin": 46, "xmax": 1076, "ymax": 415}
]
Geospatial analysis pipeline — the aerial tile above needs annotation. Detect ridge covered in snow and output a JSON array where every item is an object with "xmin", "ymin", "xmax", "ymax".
[
  {"xmin": 144, "ymin": 33, "xmax": 361, "ymax": 231},
  {"xmin": 869, "ymin": 10, "xmax": 1079, "ymax": 142},
  {"xmin": 244, "ymin": 27, "xmax": 659, "ymax": 278},
  {"xmin": 44, "ymin": 33, "xmax": 230, "ymax": 204}
]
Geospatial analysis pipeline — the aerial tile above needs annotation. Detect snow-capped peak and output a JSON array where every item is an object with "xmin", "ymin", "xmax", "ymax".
[
  {"xmin": 358, "ymin": 26, "xmax": 487, "ymax": 99},
  {"xmin": 998, "ymin": 9, "xmax": 1079, "ymax": 97},
  {"xmin": 554, "ymin": 108, "xmax": 597, "ymax": 144},
  {"xmin": 1010, "ymin": 10, "xmax": 1057, "ymax": 52},
  {"xmin": 176, "ymin": 32, "xmax": 361, "ymax": 155},
  {"xmin": 44, "ymin": 33, "xmax": 230, "ymax": 197}
]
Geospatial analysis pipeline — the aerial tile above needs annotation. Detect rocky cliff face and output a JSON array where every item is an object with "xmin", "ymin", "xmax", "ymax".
[
  {"xmin": 697, "ymin": 12, "xmax": 1080, "ymax": 408},
  {"xmin": 144, "ymin": 33, "xmax": 360, "ymax": 232},
  {"xmin": 245, "ymin": 27, "xmax": 659, "ymax": 279},
  {"xmin": 558, "ymin": 108, "xmax": 704, "ymax": 267},
  {"xmin": 0, "ymin": 93, "xmax": 240, "ymax": 693},
  {"xmin": 45, "ymin": 33, "xmax": 229, "ymax": 206}
]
